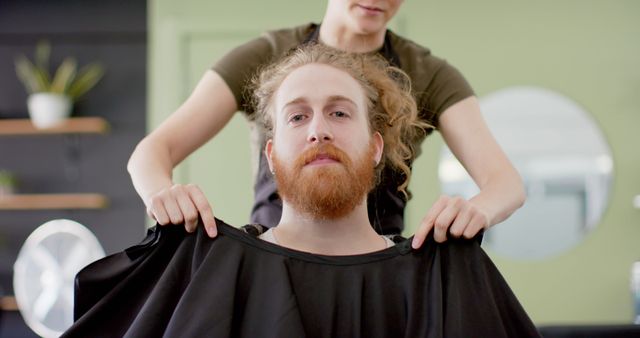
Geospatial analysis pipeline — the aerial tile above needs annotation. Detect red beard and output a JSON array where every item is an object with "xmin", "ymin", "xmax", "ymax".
[{"xmin": 272, "ymin": 143, "xmax": 376, "ymax": 220}]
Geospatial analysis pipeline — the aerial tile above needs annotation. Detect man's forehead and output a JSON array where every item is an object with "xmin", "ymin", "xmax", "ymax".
[{"xmin": 275, "ymin": 64, "xmax": 366, "ymax": 110}]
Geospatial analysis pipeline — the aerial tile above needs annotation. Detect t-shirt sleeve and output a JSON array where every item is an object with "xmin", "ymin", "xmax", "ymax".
[
  {"xmin": 420, "ymin": 60, "xmax": 475, "ymax": 129},
  {"xmin": 211, "ymin": 35, "xmax": 274, "ymax": 115},
  {"xmin": 392, "ymin": 32, "xmax": 475, "ymax": 131},
  {"xmin": 429, "ymin": 61, "xmax": 474, "ymax": 120}
]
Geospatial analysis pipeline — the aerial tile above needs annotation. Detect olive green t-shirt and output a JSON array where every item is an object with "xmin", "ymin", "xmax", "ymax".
[{"xmin": 212, "ymin": 23, "xmax": 474, "ymax": 234}]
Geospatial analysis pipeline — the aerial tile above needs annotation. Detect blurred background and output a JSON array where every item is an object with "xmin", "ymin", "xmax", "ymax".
[{"xmin": 0, "ymin": 0, "xmax": 639, "ymax": 336}]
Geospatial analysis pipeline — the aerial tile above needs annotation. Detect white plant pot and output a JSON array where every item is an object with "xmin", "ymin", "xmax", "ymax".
[{"xmin": 27, "ymin": 93, "xmax": 72, "ymax": 129}]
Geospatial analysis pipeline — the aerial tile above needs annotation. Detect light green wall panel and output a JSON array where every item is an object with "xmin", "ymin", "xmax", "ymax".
[{"xmin": 151, "ymin": 0, "xmax": 640, "ymax": 325}]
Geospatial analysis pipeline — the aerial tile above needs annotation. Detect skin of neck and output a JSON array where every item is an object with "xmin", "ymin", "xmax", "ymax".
[
  {"xmin": 319, "ymin": 8, "xmax": 387, "ymax": 53},
  {"xmin": 275, "ymin": 197, "xmax": 388, "ymax": 255}
]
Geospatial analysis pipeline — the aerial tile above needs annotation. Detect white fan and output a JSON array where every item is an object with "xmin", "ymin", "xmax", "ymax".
[{"xmin": 13, "ymin": 219, "xmax": 105, "ymax": 338}]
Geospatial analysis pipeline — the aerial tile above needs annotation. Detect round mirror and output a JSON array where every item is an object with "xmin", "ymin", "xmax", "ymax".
[
  {"xmin": 439, "ymin": 86, "xmax": 613, "ymax": 260},
  {"xmin": 13, "ymin": 219, "xmax": 105, "ymax": 337}
]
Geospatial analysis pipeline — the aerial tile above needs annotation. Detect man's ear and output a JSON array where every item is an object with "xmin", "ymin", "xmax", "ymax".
[
  {"xmin": 265, "ymin": 139, "xmax": 275, "ymax": 173},
  {"xmin": 372, "ymin": 132, "xmax": 384, "ymax": 166}
]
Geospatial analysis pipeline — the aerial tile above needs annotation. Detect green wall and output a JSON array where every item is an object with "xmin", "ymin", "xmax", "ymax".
[{"xmin": 150, "ymin": 0, "xmax": 640, "ymax": 325}]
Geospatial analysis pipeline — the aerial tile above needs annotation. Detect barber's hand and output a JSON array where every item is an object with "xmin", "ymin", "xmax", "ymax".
[
  {"xmin": 412, "ymin": 195, "xmax": 489, "ymax": 249},
  {"xmin": 145, "ymin": 184, "xmax": 218, "ymax": 237}
]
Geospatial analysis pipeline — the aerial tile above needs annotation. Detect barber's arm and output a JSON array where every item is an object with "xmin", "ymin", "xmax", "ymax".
[
  {"xmin": 127, "ymin": 70, "xmax": 237, "ymax": 238},
  {"xmin": 412, "ymin": 96, "xmax": 526, "ymax": 248}
]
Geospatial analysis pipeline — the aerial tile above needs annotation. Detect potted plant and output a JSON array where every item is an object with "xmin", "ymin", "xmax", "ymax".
[
  {"xmin": 14, "ymin": 41, "xmax": 105, "ymax": 129},
  {"xmin": 0, "ymin": 170, "xmax": 17, "ymax": 196}
]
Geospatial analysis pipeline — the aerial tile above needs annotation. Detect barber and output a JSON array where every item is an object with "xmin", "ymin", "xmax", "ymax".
[{"xmin": 127, "ymin": 0, "xmax": 525, "ymax": 248}]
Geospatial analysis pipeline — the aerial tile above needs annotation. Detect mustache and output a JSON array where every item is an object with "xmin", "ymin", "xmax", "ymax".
[
  {"xmin": 273, "ymin": 141, "xmax": 377, "ymax": 220},
  {"xmin": 294, "ymin": 144, "xmax": 352, "ymax": 169}
]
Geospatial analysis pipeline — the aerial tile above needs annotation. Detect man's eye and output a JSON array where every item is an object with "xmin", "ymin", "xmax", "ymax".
[
  {"xmin": 333, "ymin": 111, "xmax": 348, "ymax": 118},
  {"xmin": 289, "ymin": 114, "xmax": 306, "ymax": 123}
]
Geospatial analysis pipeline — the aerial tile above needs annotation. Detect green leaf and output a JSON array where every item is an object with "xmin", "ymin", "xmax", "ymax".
[
  {"xmin": 67, "ymin": 63, "xmax": 105, "ymax": 100},
  {"xmin": 33, "ymin": 65, "xmax": 51, "ymax": 91},
  {"xmin": 14, "ymin": 55, "xmax": 50, "ymax": 94},
  {"xmin": 35, "ymin": 40, "xmax": 51, "ymax": 73},
  {"xmin": 51, "ymin": 58, "xmax": 77, "ymax": 94}
]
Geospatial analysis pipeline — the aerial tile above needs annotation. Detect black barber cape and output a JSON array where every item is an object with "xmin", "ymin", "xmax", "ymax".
[{"xmin": 63, "ymin": 220, "xmax": 540, "ymax": 338}]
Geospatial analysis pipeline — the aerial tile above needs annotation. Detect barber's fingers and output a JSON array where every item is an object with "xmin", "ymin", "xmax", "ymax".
[
  {"xmin": 174, "ymin": 186, "xmax": 199, "ymax": 233},
  {"xmin": 433, "ymin": 196, "xmax": 469, "ymax": 243},
  {"xmin": 186, "ymin": 184, "xmax": 217, "ymax": 238},
  {"xmin": 412, "ymin": 195, "xmax": 449, "ymax": 249},
  {"xmin": 448, "ymin": 204, "xmax": 473, "ymax": 238},
  {"xmin": 449, "ymin": 201, "xmax": 490, "ymax": 239},
  {"xmin": 463, "ymin": 211, "xmax": 489, "ymax": 239},
  {"xmin": 148, "ymin": 194, "xmax": 171, "ymax": 225},
  {"xmin": 145, "ymin": 184, "xmax": 216, "ymax": 238},
  {"xmin": 163, "ymin": 193, "xmax": 185, "ymax": 227}
]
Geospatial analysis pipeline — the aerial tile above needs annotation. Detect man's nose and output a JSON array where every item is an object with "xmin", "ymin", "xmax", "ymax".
[{"xmin": 307, "ymin": 114, "xmax": 333, "ymax": 143}]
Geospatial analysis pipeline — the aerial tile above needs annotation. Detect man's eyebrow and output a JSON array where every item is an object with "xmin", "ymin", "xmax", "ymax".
[
  {"xmin": 283, "ymin": 97, "xmax": 308, "ymax": 108},
  {"xmin": 282, "ymin": 95, "xmax": 358, "ymax": 109},
  {"xmin": 327, "ymin": 95, "xmax": 357, "ymax": 107}
]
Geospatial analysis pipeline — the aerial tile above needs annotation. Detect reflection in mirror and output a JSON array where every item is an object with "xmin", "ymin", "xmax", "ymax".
[{"xmin": 439, "ymin": 86, "xmax": 613, "ymax": 260}]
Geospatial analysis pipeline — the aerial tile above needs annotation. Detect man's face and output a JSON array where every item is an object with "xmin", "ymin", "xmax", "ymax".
[
  {"xmin": 329, "ymin": 0, "xmax": 404, "ymax": 35},
  {"xmin": 265, "ymin": 63, "xmax": 383, "ymax": 219}
]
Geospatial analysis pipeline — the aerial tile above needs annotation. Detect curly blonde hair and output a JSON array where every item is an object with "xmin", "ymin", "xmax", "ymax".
[{"xmin": 252, "ymin": 44, "xmax": 432, "ymax": 199}]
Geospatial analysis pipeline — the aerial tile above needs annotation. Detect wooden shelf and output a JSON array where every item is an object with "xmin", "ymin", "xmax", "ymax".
[
  {"xmin": 0, "ymin": 296, "xmax": 18, "ymax": 311},
  {"xmin": 0, "ymin": 193, "xmax": 108, "ymax": 210},
  {"xmin": 0, "ymin": 117, "xmax": 109, "ymax": 135}
]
